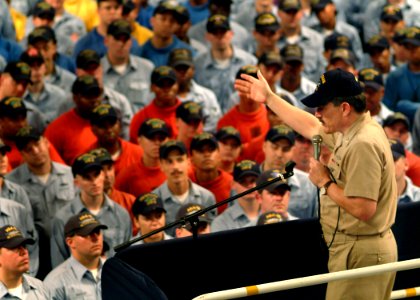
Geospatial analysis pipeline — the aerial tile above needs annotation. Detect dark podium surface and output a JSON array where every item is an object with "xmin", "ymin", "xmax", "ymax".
[{"xmin": 103, "ymin": 202, "xmax": 420, "ymax": 300}]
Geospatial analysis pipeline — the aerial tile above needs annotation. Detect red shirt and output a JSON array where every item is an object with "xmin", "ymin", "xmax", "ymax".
[
  {"xmin": 129, "ymin": 99, "xmax": 181, "ymax": 144},
  {"xmin": 189, "ymin": 168, "xmax": 233, "ymax": 214},
  {"xmin": 44, "ymin": 109, "xmax": 97, "ymax": 165},
  {"xmin": 115, "ymin": 158, "xmax": 167, "ymax": 197},
  {"xmin": 109, "ymin": 188, "xmax": 137, "ymax": 235},
  {"xmin": 217, "ymin": 105, "xmax": 269, "ymax": 144},
  {"xmin": 88, "ymin": 138, "xmax": 143, "ymax": 177},
  {"xmin": 406, "ymin": 150, "xmax": 420, "ymax": 186}
]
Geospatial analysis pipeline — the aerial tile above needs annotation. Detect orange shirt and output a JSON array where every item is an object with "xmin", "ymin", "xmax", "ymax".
[
  {"xmin": 88, "ymin": 138, "xmax": 143, "ymax": 177},
  {"xmin": 217, "ymin": 105, "xmax": 269, "ymax": 144},
  {"xmin": 45, "ymin": 109, "xmax": 97, "ymax": 165},
  {"xmin": 240, "ymin": 133, "xmax": 267, "ymax": 163},
  {"xmin": 406, "ymin": 150, "xmax": 420, "ymax": 186},
  {"xmin": 5, "ymin": 138, "xmax": 66, "ymax": 169},
  {"xmin": 129, "ymin": 99, "xmax": 181, "ymax": 144},
  {"xmin": 189, "ymin": 168, "xmax": 233, "ymax": 214},
  {"xmin": 115, "ymin": 158, "xmax": 166, "ymax": 197},
  {"xmin": 109, "ymin": 188, "xmax": 138, "ymax": 235}
]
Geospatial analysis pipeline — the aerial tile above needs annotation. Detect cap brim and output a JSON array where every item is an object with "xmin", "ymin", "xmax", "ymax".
[
  {"xmin": 171, "ymin": 60, "xmax": 193, "ymax": 68},
  {"xmin": 0, "ymin": 144, "xmax": 11, "ymax": 153},
  {"xmin": 74, "ymin": 224, "xmax": 108, "ymax": 236},
  {"xmin": 402, "ymin": 38, "xmax": 420, "ymax": 46},
  {"xmin": 265, "ymin": 182, "xmax": 291, "ymax": 193},
  {"xmin": 140, "ymin": 206, "xmax": 166, "ymax": 216},
  {"xmin": 392, "ymin": 151, "xmax": 405, "ymax": 161},
  {"xmin": 284, "ymin": 57, "xmax": 303, "ymax": 63},
  {"xmin": 363, "ymin": 82, "xmax": 383, "ymax": 91},
  {"xmin": 78, "ymin": 163, "xmax": 103, "ymax": 176},
  {"xmin": 235, "ymin": 170, "xmax": 260, "ymax": 181},
  {"xmin": 268, "ymin": 134, "xmax": 294, "ymax": 144},
  {"xmin": 2, "ymin": 237, "xmax": 35, "ymax": 249},
  {"xmin": 301, "ymin": 91, "xmax": 328, "ymax": 108}
]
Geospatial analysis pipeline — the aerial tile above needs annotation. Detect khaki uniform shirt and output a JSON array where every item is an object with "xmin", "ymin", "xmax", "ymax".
[{"xmin": 320, "ymin": 112, "xmax": 397, "ymax": 235}]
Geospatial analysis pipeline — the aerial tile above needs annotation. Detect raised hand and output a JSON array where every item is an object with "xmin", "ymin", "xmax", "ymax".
[{"xmin": 234, "ymin": 70, "xmax": 273, "ymax": 104}]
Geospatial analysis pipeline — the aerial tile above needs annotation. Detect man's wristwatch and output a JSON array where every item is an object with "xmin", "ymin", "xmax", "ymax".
[{"xmin": 320, "ymin": 180, "xmax": 334, "ymax": 195}]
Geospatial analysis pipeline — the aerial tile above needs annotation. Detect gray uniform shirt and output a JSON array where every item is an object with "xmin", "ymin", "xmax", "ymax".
[
  {"xmin": 50, "ymin": 194, "xmax": 132, "ymax": 268},
  {"xmin": 44, "ymin": 256, "xmax": 103, "ymax": 300},
  {"xmin": 0, "ymin": 274, "xmax": 50, "ymax": 300},
  {"xmin": 1, "ymin": 179, "xmax": 33, "ymax": 217},
  {"xmin": 101, "ymin": 54, "xmax": 155, "ymax": 112},
  {"xmin": 211, "ymin": 200, "xmax": 255, "ymax": 233},
  {"xmin": 152, "ymin": 180, "xmax": 217, "ymax": 236},
  {"xmin": 44, "ymin": 65, "xmax": 76, "ymax": 94}
]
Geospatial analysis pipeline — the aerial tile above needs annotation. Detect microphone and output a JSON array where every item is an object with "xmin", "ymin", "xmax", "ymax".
[{"xmin": 312, "ymin": 135, "xmax": 323, "ymax": 161}]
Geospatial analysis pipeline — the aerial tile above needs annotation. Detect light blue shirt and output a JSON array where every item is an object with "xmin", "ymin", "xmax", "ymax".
[
  {"xmin": 152, "ymin": 180, "xmax": 217, "ymax": 236},
  {"xmin": 0, "ymin": 197, "xmax": 39, "ymax": 277},
  {"xmin": 283, "ymin": 76, "xmax": 317, "ymax": 108},
  {"xmin": 7, "ymin": 162, "xmax": 75, "ymax": 238},
  {"xmin": 194, "ymin": 46, "xmax": 257, "ymax": 113},
  {"xmin": 211, "ymin": 201, "xmax": 255, "ymax": 233},
  {"xmin": 101, "ymin": 54, "xmax": 154, "ymax": 112},
  {"xmin": 44, "ymin": 256, "xmax": 103, "ymax": 300},
  {"xmin": 23, "ymin": 83, "xmax": 68, "ymax": 124},
  {"xmin": 131, "ymin": 232, "xmax": 173, "ymax": 246},
  {"xmin": 399, "ymin": 176, "xmax": 420, "ymax": 203},
  {"xmin": 178, "ymin": 80, "xmax": 222, "ymax": 133},
  {"xmin": 412, "ymin": 107, "xmax": 420, "ymax": 156},
  {"xmin": 0, "ymin": 1, "xmax": 16, "ymax": 41},
  {"xmin": 53, "ymin": 11, "xmax": 86, "ymax": 46},
  {"xmin": 276, "ymin": 26, "xmax": 325, "ymax": 82},
  {"xmin": 50, "ymin": 194, "xmax": 132, "ymax": 268},
  {"xmin": 0, "ymin": 274, "xmax": 49, "ymax": 300},
  {"xmin": 1, "ymin": 179, "xmax": 33, "ymax": 218},
  {"xmin": 44, "ymin": 65, "xmax": 76, "ymax": 94}
]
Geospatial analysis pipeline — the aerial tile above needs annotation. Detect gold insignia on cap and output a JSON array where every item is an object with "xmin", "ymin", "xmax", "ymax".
[
  {"xmin": 16, "ymin": 126, "xmax": 33, "ymax": 137},
  {"xmin": 359, "ymin": 68, "xmax": 379, "ymax": 81},
  {"xmin": 78, "ymin": 153, "xmax": 96, "ymax": 163},
  {"xmin": 4, "ymin": 97, "xmax": 23, "ymax": 108},
  {"xmin": 93, "ymin": 104, "xmax": 112, "ymax": 116},
  {"xmin": 37, "ymin": 2, "xmax": 53, "ymax": 10},
  {"xmin": 368, "ymin": 35, "xmax": 382, "ymax": 46},
  {"xmin": 186, "ymin": 205, "xmax": 201, "ymax": 215},
  {"xmin": 194, "ymin": 132, "xmax": 214, "ymax": 141},
  {"xmin": 237, "ymin": 160, "xmax": 256, "ymax": 171},
  {"xmin": 209, "ymin": 14, "xmax": 227, "ymax": 25},
  {"xmin": 320, "ymin": 74, "xmax": 326, "ymax": 84},
  {"xmin": 140, "ymin": 193, "xmax": 159, "ymax": 206},
  {"xmin": 256, "ymin": 13, "xmax": 277, "ymax": 26},
  {"xmin": 146, "ymin": 118, "xmax": 166, "ymax": 129},
  {"xmin": 383, "ymin": 5, "xmax": 400, "ymax": 15},
  {"xmin": 337, "ymin": 35, "xmax": 350, "ymax": 47},
  {"xmin": 17, "ymin": 62, "xmax": 31, "ymax": 75},
  {"xmin": 222, "ymin": 126, "xmax": 239, "ymax": 135}
]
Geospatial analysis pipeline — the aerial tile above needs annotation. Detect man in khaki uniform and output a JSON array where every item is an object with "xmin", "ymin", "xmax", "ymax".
[{"xmin": 235, "ymin": 68, "xmax": 398, "ymax": 300}]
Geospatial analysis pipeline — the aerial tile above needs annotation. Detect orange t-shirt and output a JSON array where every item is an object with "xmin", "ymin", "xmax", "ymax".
[
  {"xmin": 189, "ymin": 168, "xmax": 233, "ymax": 214},
  {"xmin": 217, "ymin": 105, "xmax": 269, "ymax": 144},
  {"xmin": 114, "ymin": 158, "xmax": 167, "ymax": 198},
  {"xmin": 109, "ymin": 188, "xmax": 137, "ymax": 235},
  {"xmin": 5, "ymin": 138, "xmax": 66, "ymax": 169},
  {"xmin": 240, "ymin": 133, "xmax": 267, "ymax": 163},
  {"xmin": 88, "ymin": 139, "xmax": 143, "ymax": 177},
  {"xmin": 406, "ymin": 150, "xmax": 420, "ymax": 186},
  {"xmin": 44, "ymin": 109, "xmax": 97, "ymax": 165},
  {"xmin": 129, "ymin": 99, "xmax": 181, "ymax": 144}
]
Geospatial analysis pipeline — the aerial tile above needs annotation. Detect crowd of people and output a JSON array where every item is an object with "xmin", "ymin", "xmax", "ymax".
[{"xmin": 0, "ymin": 0, "xmax": 420, "ymax": 298}]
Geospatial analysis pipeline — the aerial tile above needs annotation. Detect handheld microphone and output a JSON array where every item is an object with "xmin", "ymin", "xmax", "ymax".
[{"xmin": 312, "ymin": 135, "xmax": 323, "ymax": 161}]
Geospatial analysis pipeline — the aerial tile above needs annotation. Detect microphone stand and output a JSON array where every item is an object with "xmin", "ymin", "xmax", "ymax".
[{"xmin": 114, "ymin": 161, "xmax": 296, "ymax": 253}]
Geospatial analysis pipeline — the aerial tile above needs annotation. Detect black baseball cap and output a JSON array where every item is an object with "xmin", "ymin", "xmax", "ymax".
[
  {"xmin": 383, "ymin": 112, "xmax": 410, "ymax": 130},
  {"xmin": 233, "ymin": 160, "xmax": 261, "ymax": 182},
  {"xmin": 90, "ymin": 147, "xmax": 114, "ymax": 165},
  {"xmin": 0, "ymin": 139, "xmax": 11, "ymax": 153},
  {"xmin": 254, "ymin": 12, "xmax": 280, "ymax": 33},
  {"xmin": 389, "ymin": 139, "xmax": 406, "ymax": 161},
  {"xmin": 176, "ymin": 101, "xmax": 204, "ymax": 123},
  {"xmin": 0, "ymin": 96, "xmax": 27, "ymax": 118},
  {"xmin": 265, "ymin": 125, "xmax": 295, "ymax": 145},
  {"xmin": 28, "ymin": 26, "xmax": 56, "ymax": 45},
  {"xmin": 358, "ymin": 68, "xmax": 384, "ymax": 91},
  {"xmin": 151, "ymin": 66, "xmax": 177, "ymax": 86},
  {"xmin": 168, "ymin": 48, "xmax": 193, "ymax": 68},
  {"xmin": 15, "ymin": 126, "xmax": 42, "ymax": 151},
  {"xmin": 206, "ymin": 14, "xmax": 230, "ymax": 33},
  {"xmin": 64, "ymin": 212, "xmax": 108, "ymax": 237},
  {"xmin": 393, "ymin": 28, "xmax": 410, "ymax": 45},
  {"xmin": 76, "ymin": 49, "xmax": 101, "ymax": 70},
  {"xmin": 3, "ymin": 61, "xmax": 32, "ymax": 84},
  {"xmin": 256, "ymin": 169, "xmax": 291, "ymax": 193},
  {"xmin": 324, "ymin": 32, "xmax": 351, "ymax": 51},
  {"xmin": 380, "ymin": 5, "xmax": 403, "ymax": 22},
  {"xmin": 71, "ymin": 75, "xmax": 103, "ymax": 98},
  {"xmin": 278, "ymin": 0, "xmax": 301, "ymax": 12},
  {"xmin": 366, "ymin": 34, "xmax": 390, "ymax": 54},
  {"xmin": 258, "ymin": 51, "xmax": 283, "ymax": 68},
  {"xmin": 176, "ymin": 203, "xmax": 210, "ymax": 223},
  {"xmin": 0, "ymin": 225, "xmax": 35, "ymax": 249},
  {"xmin": 280, "ymin": 44, "xmax": 303, "ymax": 63},
  {"xmin": 153, "ymin": 0, "xmax": 179, "ymax": 15},
  {"xmin": 20, "ymin": 48, "xmax": 45, "ymax": 66},
  {"xmin": 310, "ymin": 0, "xmax": 333, "ymax": 12},
  {"xmin": 107, "ymin": 19, "xmax": 132, "ymax": 39},
  {"xmin": 329, "ymin": 48, "xmax": 356, "ymax": 67},
  {"xmin": 90, "ymin": 104, "xmax": 118, "ymax": 126},
  {"xmin": 401, "ymin": 26, "xmax": 420, "ymax": 46},
  {"xmin": 190, "ymin": 132, "xmax": 218, "ymax": 152},
  {"xmin": 215, "ymin": 126, "xmax": 241, "ymax": 145},
  {"xmin": 131, "ymin": 193, "xmax": 166, "ymax": 216},
  {"xmin": 122, "ymin": 0, "xmax": 135, "ymax": 16},
  {"xmin": 138, "ymin": 118, "xmax": 170, "ymax": 138},
  {"xmin": 257, "ymin": 211, "xmax": 283, "ymax": 225},
  {"xmin": 301, "ymin": 69, "xmax": 364, "ymax": 108},
  {"xmin": 236, "ymin": 65, "xmax": 259, "ymax": 80},
  {"xmin": 72, "ymin": 152, "xmax": 102, "ymax": 177},
  {"xmin": 159, "ymin": 140, "xmax": 187, "ymax": 159},
  {"xmin": 33, "ymin": 1, "xmax": 55, "ymax": 20}
]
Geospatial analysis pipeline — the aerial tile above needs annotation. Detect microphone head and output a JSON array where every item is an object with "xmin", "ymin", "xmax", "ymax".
[{"xmin": 312, "ymin": 135, "xmax": 323, "ymax": 144}]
